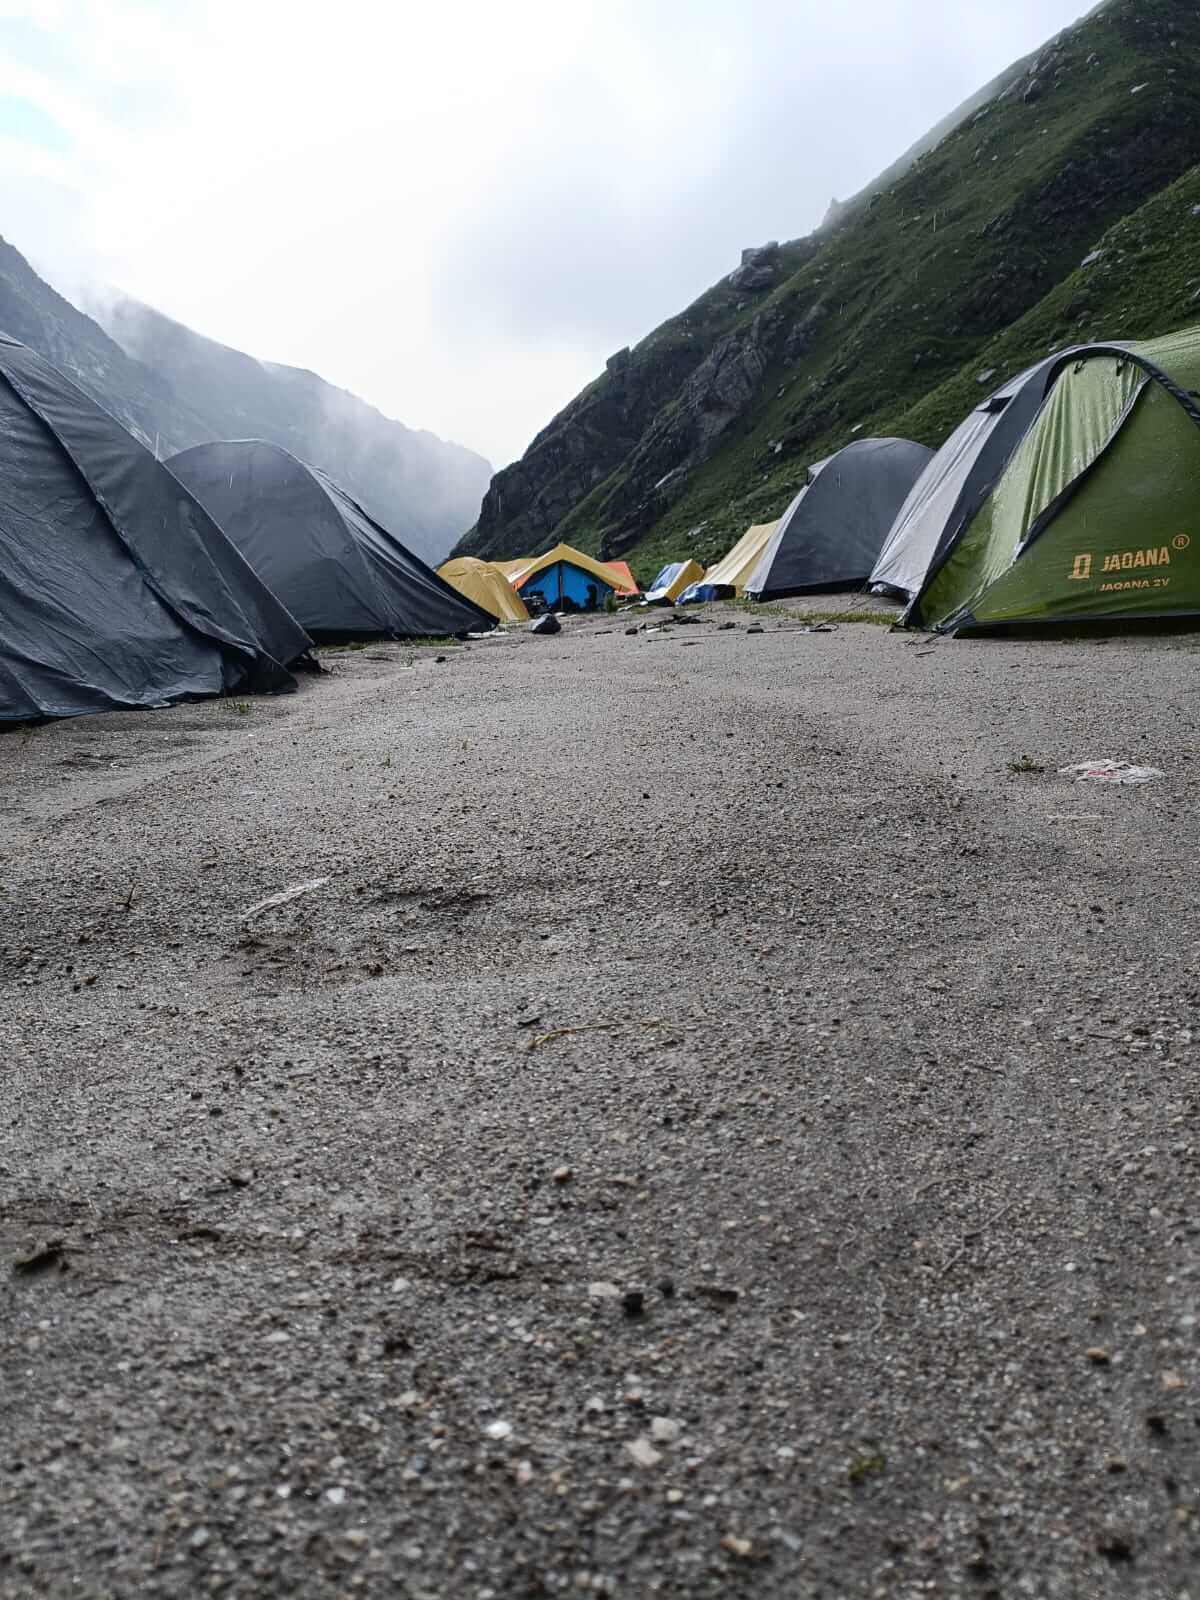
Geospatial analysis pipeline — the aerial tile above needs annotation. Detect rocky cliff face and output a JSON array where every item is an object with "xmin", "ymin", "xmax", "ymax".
[
  {"xmin": 458, "ymin": 0, "xmax": 1200, "ymax": 581},
  {"xmin": 0, "ymin": 240, "xmax": 490, "ymax": 565}
]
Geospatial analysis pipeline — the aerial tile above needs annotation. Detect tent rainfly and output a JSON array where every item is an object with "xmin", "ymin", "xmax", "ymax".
[
  {"xmin": 679, "ymin": 520, "xmax": 780, "ymax": 603},
  {"xmin": 908, "ymin": 327, "xmax": 1200, "ymax": 632},
  {"xmin": 0, "ymin": 333, "xmax": 310, "ymax": 723},
  {"xmin": 742, "ymin": 438, "xmax": 934, "ymax": 600},
  {"xmin": 644, "ymin": 560, "xmax": 705, "ymax": 604},
  {"xmin": 603, "ymin": 560, "xmax": 640, "ymax": 597},
  {"xmin": 169, "ymin": 440, "xmax": 492, "ymax": 641},
  {"xmin": 870, "ymin": 352, "xmax": 1083, "ymax": 600},
  {"xmin": 506, "ymin": 543, "xmax": 630, "ymax": 611},
  {"xmin": 438, "ymin": 557, "xmax": 531, "ymax": 624}
]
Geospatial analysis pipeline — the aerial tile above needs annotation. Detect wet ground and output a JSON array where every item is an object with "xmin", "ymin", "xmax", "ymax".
[{"xmin": 2, "ymin": 604, "xmax": 1199, "ymax": 1598}]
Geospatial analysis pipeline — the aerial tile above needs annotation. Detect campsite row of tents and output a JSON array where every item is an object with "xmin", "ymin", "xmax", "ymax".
[
  {"xmin": 667, "ymin": 324, "xmax": 1200, "ymax": 630},
  {"xmin": 440, "ymin": 321, "xmax": 1200, "ymax": 639},
  {"xmin": 0, "ymin": 334, "xmax": 494, "ymax": 723},
  {"xmin": 5, "ymin": 318, "xmax": 1199, "ymax": 722}
]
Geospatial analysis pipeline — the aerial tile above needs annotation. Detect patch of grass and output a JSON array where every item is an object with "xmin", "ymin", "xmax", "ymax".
[
  {"xmin": 847, "ymin": 1445, "xmax": 887, "ymax": 1485},
  {"xmin": 731, "ymin": 598, "xmax": 896, "ymax": 627},
  {"xmin": 1007, "ymin": 754, "xmax": 1046, "ymax": 773},
  {"xmin": 223, "ymin": 700, "xmax": 253, "ymax": 716}
]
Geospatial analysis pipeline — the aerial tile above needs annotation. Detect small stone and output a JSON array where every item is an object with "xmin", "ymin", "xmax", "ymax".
[
  {"xmin": 622, "ymin": 1289, "xmax": 646, "ymax": 1319},
  {"xmin": 1096, "ymin": 1529, "xmax": 1135, "ymax": 1563},
  {"xmin": 1086, "ymin": 1347, "xmax": 1111, "ymax": 1365},
  {"xmin": 626, "ymin": 1437, "xmax": 662, "ymax": 1468},
  {"xmin": 325, "ymin": 1487, "xmax": 346, "ymax": 1505},
  {"xmin": 344, "ymin": 1529, "xmax": 369, "ymax": 1547},
  {"xmin": 650, "ymin": 1417, "xmax": 680, "ymax": 1444},
  {"xmin": 553, "ymin": 1165, "xmax": 574, "ymax": 1184},
  {"xmin": 745, "ymin": 625, "xmax": 764, "ymax": 635},
  {"xmin": 588, "ymin": 1281, "xmax": 622, "ymax": 1300},
  {"xmin": 190, "ymin": 1527, "xmax": 211, "ymax": 1550},
  {"xmin": 690, "ymin": 1284, "xmax": 741, "ymax": 1307},
  {"xmin": 584, "ymin": 1396, "xmax": 606, "ymax": 1414},
  {"xmin": 721, "ymin": 1534, "xmax": 753, "ymax": 1559},
  {"xmin": 659, "ymin": 1278, "xmax": 676, "ymax": 1299},
  {"xmin": 1161, "ymin": 1370, "xmax": 1186, "ymax": 1391},
  {"xmin": 666, "ymin": 1488, "xmax": 684, "ymax": 1504},
  {"xmin": 484, "ymin": 1419, "xmax": 513, "ymax": 1440}
]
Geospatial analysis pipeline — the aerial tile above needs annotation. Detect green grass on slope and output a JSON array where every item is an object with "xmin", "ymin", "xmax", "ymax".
[{"xmin": 892, "ymin": 162, "xmax": 1200, "ymax": 446}]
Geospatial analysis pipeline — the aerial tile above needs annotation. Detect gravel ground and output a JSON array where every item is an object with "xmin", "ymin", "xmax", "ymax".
[{"xmin": 2, "ymin": 603, "xmax": 1199, "ymax": 1599}]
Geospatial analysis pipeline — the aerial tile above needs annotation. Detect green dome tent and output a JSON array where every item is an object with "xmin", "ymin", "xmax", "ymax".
[{"xmin": 909, "ymin": 326, "xmax": 1200, "ymax": 633}]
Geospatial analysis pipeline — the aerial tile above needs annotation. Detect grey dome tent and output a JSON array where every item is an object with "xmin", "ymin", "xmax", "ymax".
[
  {"xmin": 742, "ymin": 437, "xmax": 934, "ymax": 600},
  {"xmin": 0, "ymin": 333, "xmax": 311, "ymax": 723},
  {"xmin": 869, "ymin": 352, "xmax": 1086, "ymax": 600},
  {"xmin": 168, "ymin": 440, "xmax": 492, "ymax": 641}
]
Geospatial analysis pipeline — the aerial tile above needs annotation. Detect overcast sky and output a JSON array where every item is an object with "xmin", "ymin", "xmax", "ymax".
[{"xmin": 0, "ymin": 0, "xmax": 1091, "ymax": 468}]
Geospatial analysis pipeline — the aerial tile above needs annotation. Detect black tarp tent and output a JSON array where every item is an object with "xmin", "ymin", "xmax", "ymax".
[
  {"xmin": 168, "ymin": 440, "xmax": 493, "ymax": 641},
  {"xmin": 868, "ymin": 352, "xmax": 1086, "ymax": 600},
  {"xmin": 742, "ymin": 437, "xmax": 934, "ymax": 600},
  {"xmin": 0, "ymin": 333, "xmax": 311, "ymax": 723}
]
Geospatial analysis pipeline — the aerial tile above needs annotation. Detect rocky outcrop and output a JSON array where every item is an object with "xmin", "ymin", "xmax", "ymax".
[
  {"xmin": 728, "ymin": 243, "xmax": 780, "ymax": 292},
  {"xmin": 593, "ymin": 304, "xmax": 787, "ymax": 556}
]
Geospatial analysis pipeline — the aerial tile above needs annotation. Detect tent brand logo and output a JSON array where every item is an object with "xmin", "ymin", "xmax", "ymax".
[
  {"xmin": 1068, "ymin": 554, "xmax": 1093, "ymax": 581},
  {"xmin": 1100, "ymin": 546, "xmax": 1171, "ymax": 574},
  {"xmin": 1173, "ymin": 534, "xmax": 1191, "ymax": 551}
]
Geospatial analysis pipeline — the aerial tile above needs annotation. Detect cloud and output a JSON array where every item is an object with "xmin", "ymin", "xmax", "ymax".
[{"xmin": 0, "ymin": 0, "xmax": 1092, "ymax": 467}]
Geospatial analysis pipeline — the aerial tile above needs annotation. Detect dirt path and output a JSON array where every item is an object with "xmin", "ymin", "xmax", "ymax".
[{"xmin": 3, "ymin": 612, "xmax": 1199, "ymax": 1597}]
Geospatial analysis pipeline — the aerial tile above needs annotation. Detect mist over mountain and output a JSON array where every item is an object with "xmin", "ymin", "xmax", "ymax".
[
  {"xmin": 0, "ymin": 239, "xmax": 490, "ymax": 565},
  {"xmin": 457, "ymin": 0, "xmax": 1200, "ymax": 583}
]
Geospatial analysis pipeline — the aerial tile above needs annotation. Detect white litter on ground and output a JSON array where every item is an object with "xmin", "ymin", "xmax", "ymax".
[
  {"xmin": 239, "ymin": 877, "xmax": 331, "ymax": 924},
  {"xmin": 1058, "ymin": 760, "xmax": 1163, "ymax": 785}
]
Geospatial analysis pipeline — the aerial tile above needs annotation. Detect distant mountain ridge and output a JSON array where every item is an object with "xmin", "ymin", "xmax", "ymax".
[
  {"xmin": 457, "ymin": 0, "xmax": 1200, "ymax": 583},
  {"xmin": 0, "ymin": 237, "xmax": 490, "ymax": 565}
]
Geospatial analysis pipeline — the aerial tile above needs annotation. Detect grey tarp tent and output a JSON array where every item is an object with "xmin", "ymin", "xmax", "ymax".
[
  {"xmin": 168, "ymin": 440, "xmax": 493, "ymax": 641},
  {"xmin": 742, "ymin": 437, "xmax": 934, "ymax": 600},
  {"xmin": 869, "ymin": 351, "xmax": 1087, "ymax": 600},
  {"xmin": 0, "ymin": 333, "xmax": 311, "ymax": 723}
]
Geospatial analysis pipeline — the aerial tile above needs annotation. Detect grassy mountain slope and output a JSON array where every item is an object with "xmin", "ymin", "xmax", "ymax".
[{"xmin": 459, "ymin": 0, "xmax": 1200, "ymax": 583}]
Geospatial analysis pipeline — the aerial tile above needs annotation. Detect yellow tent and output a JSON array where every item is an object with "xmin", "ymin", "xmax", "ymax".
[
  {"xmin": 493, "ymin": 558, "xmax": 530, "ymax": 579},
  {"xmin": 645, "ymin": 559, "xmax": 705, "ymax": 604},
  {"xmin": 437, "ymin": 557, "xmax": 530, "ymax": 624},
  {"xmin": 704, "ymin": 521, "xmax": 780, "ymax": 595},
  {"xmin": 507, "ymin": 543, "xmax": 632, "ymax": 610}
]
